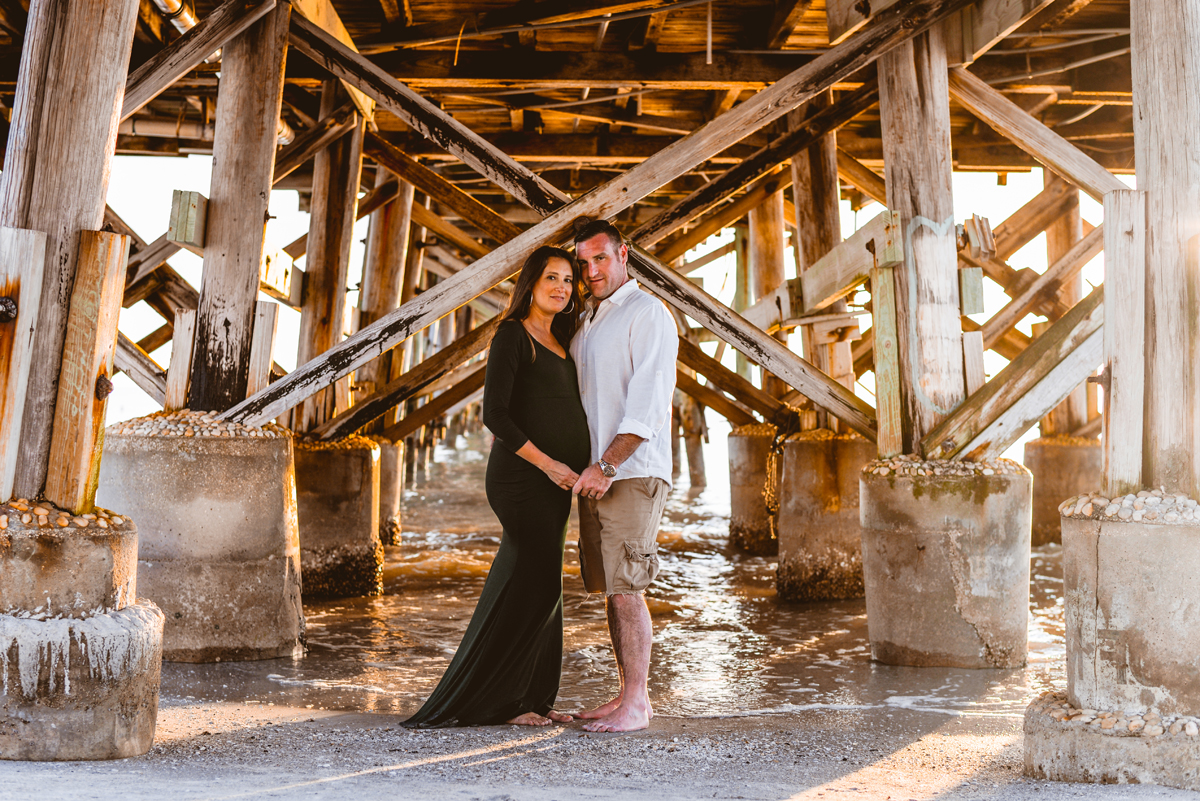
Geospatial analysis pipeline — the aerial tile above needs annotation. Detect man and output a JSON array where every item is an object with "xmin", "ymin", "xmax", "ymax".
[{"xmin": 570, "ymin": 217, "xmax": 677, "ymax": 733}]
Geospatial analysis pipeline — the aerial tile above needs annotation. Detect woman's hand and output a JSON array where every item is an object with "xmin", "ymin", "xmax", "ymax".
[{"xmin": 543, "ymin": 460, "xmax": 580, "ymax": 491}]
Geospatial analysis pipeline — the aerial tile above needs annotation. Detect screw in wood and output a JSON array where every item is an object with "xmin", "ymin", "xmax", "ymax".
[{"xmin": 0, "ymin": 296, "xmax": 16, "ymax": 323}]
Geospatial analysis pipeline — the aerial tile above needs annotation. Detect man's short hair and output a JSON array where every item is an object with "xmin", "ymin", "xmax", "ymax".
[{"xmin": 572, "ymin": 217, "xmax": 625, "ymax": 252}]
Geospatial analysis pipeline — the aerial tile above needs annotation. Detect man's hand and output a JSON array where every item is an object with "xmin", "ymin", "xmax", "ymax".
[{"xmin": 572, "ymin": 463, "xmax": 614, "ymax": 500}]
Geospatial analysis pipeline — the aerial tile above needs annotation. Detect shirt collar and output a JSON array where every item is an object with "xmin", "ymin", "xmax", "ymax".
[{"xmin": 603, "ymin": 278, "xmax": 639, "ymax": 307}]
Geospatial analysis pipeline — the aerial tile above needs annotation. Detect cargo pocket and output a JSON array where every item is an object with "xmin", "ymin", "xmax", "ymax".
[{"xmin": 613, "ymin": 539, "xmax": 660, "ymax": 593}]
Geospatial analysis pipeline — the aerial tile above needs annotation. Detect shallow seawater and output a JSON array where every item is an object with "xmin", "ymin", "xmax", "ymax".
[{"xmin": 161, "ymin": 420, "xmax": 1065, "ymax": 721}]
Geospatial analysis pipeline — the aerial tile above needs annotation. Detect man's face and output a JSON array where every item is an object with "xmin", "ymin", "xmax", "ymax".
[{"xmin": 576, "ymin": 233, "xmax": 629, "ymax": 301}]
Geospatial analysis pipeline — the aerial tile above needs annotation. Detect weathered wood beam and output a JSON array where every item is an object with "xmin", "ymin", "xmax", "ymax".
[
  {"xmin": 114, "ymin": 332, "xmax": 167, "ymax": 406},
  {"xmin": 224, "ymin": 0, "xmax": 968, "ymax": 429},
  {"xmin": 765, "ymin": 0, "xmax": 813, "ymax": 49},
  {"xmin": 631, "ymin": 82, "xmax": 879, "ymax": 248},
  {"xmin": 368, "ymin": 1, "xmax": 673, "ymax": 49},
  {"xmin": 363, "ymin": 134, "xmax": 522, "ymax": 245},
  {"xmin": 870, "ymin": 264, "xmax": 903, "ymax": 456},
  {"xmin": 381, "ymin": 360, "xmax": 488, "ymax": 442},
  {"xmin": 980, "ymin": 223, "xmax": 1103, "ymax": 349},
  {"xmin": 0, "ymin": 228, "xmax": 46, "ymax": 502},
  {"xmin": 44, "ymin": 231, "xmax": 129, "ymax": 514},
  {"xmin": 676, "ymin": 369, "xmax": 756, "ymax": 426},
  {"xmin": 122, "ymin": 0, "xmax": 278, "ymax": 121},
  {"xmin": 273, "ymin": 100, "xmax": 358, "ymax": 182},
  {"xmin": 314, "ymin": 316, "xmax": 499, "ymax": 440},
  {"xmin": 411, "ymin": 203, "xmax": 490, "ymax": 260},
  {"xmin": 947, "ymin": 67, "xmax": 1125, "ymax": 202},
  {"xmin": 676, "ymin": 336, "xmax": 786, "ymax": 422},
  {"xmin": 189, "ymin": 2, "xmax": 290, "ymax": 411},
  {"xmin": 285, "ymin": 176, "xmax": 401, "ymax": 260},
  {"xmin": 0, "ymin": 0, "xmax": 139, "ymax": 500},
  {"xmin": 654, "ymin": 169, "xmax": 791, "ymax": 264},
  {"xmin": 629, "ymin": 10, "xmax": 668, "ymax": 50},
  {"xmin": 137, "ymin": 323, "xmax": 173, "ymax": 355},
  {"xmin": 1101, "ymin": 190, "xmax": 1144, "ymax": 496},
  {"xmin": 164, "ymin": 309, "xmax": 196, "ymax": 412},
  {"xmin": 291, "ymin": 0, "xmax": 374, "ymax": 119},
  {"xmin": 681, "ymin": 240, "xmax": 735, "ymax": 274},
  {"xmin": 922, "ymin": 286, "xmax": 1103, "ymax": 460},
  {"xmin": 295, "ymin": 82, "xmax": 365, "ymax": 432},
  {"xmin": 837, "ymin": 149, "xmax": 888, "ymax": 206}
]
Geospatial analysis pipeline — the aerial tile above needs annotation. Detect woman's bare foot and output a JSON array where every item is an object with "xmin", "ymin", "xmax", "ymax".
[
  {"xmin": 507, "ymin": 712, "xmax": 552, "ymax": 726},
  {"xmin": 546, "ymin": 710, "xmax": 574, "ymax": 723}
]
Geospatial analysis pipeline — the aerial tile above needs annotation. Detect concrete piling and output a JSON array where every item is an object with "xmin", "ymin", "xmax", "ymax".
[
  {"xmin": 1023, "ymin": 436, "xmax": 1102, "ymax": 545},
  {"xmin": 859, "ymin": 456, "xmax": 1032, "ymax": 668},
  {"xmin": 728, "ymin": 424, "xmax": 779, "ymax": 556},
  {"xmin": 294, "ymin": 436, "xmax": 384, "ymax": 598},
  {"xmin": 776, "ymin": 431, "xmax": 874, "ymax": 601}
]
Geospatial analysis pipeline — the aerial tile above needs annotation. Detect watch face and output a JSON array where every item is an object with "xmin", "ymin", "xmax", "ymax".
[{"xmin": 600, "ymin": 461, "xmax": 616, "ymax": 477}]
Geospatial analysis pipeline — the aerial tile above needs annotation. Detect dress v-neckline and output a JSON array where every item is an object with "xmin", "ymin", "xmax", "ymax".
[{"xmin": 522, "ymin": 323, "xmax": 567, "ymax": 360}]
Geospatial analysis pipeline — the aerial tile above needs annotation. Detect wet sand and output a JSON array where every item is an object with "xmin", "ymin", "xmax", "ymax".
[{"xmin": 3, "ymin": 425, "xmax": 1198, "ymax": 799}]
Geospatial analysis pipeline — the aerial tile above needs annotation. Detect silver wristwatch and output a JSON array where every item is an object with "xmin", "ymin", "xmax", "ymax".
[{"xmin": 597, "ymin": 458, "xmax": 617, "ymax": 478}]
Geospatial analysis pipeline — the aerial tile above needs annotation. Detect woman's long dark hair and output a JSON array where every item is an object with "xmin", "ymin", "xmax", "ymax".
[{"xmin": 500, "ymin": 245, "xmax": 583, "ymax": 346}]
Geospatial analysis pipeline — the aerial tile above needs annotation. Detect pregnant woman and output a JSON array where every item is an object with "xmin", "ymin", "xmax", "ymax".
[{"xmin": 404, "ymin": 245, "xmax": 591, "ymax": 728}]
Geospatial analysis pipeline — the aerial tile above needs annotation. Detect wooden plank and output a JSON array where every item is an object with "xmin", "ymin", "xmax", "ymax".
[
  {"xmin": 962, "ymin": 330, "xmax": 986, "ymax": 395},
  {"xmin": 947, "ymin": 67, "xmax": 1126, "ymax": 202},
  {"xmin": 957, "ymin": 0, "xmax": 1058, "ymax": 63},
  {"xmin": 801, "ymin": 209, "xmax": 901, "ymax": 313},
  {"xmin": 921, "ymin": 286, "xmax": 1104, "ymax": 461},
  {"xmin": 766, "ymin": 0, "xmax": 813, "ymax": 49},
  {"xmin": 167, "ymin": 190, "xmax": 208, "ymax": 256},
  {"xmin": 423, "ymin": 247, "xmax": 511, "ymax": 311},
  {"xmin": 122, "ymin": 0, "xmax": 278, "ymax": 121},
  {"xmin": 114, "ymin": 332, "xmax": 167, "ymax": 407},
  {"xmin": 0, "ymin": 228, "xmax": 46, "ymax": 503},
  {"xmin": 980, "ymin": 223, "xmax": 1103, "ymax": 349},
  {"xmin": 363, "ymin": 134, "xmax": 522, "ymax": 245},
  {"xmin": 676, "ymin": 369, "xmax": 756, "ymax": 426},
  {"xmin": 314, "ymin": 316, "xmax": 500, "ymax": 441},
  {"xmin": 630, "ymin": 83, "xmax": 879, "ymax": 249},
  {"xmin": 273, "ymin": 101, "xmax": 358, "ymax": 183},
  {"xmin": 654, "ymin": 170, "xmax": 791, "ymax": 265},
  {"xmin": 961, "ymin": 329, "xmax": 1103, "ymax": 460},
  {"xmin": 289, "ymin": 0, "xmax": 374, "ymax": 119},
  {"xmin": 44, "ymin": 231, "xmax": 129, "ymax": 514},
  {"xmin": 381, "ymin": 361, "xmax": 488, "ymax": 442},
  {"xmin": 676, "ymin": 336, "xmax": 786, "ymax": 422},
  {"xmin": 137, "ymin": 323, "xmax": 173, "ymax": 356},
  {"xmin": 828, "ymin": 0, "xmax": 900, "ymax": 45},
  {"xmin": 411, "ymin": 202, "xmax": 490, "ymax": 260},
  {"xmin": 189, "ymin": 3, "xmax": 290, "ymax": 411},
  {"xmin": 259, "ymin": 250, "xmax": 305, "ymax": 309},
  {"xmin": 837, "ymin": 149, "xmax": 887, "ymax": 205},
  {"xmin": 126, "ymin": 234, "xmax": 183, "ymax": 288},
  {"xmin": 681, "ymin": 241, "xmax": 735, "ymax": 274},
  {"xmin": 226, "ymin": 0, "xmax": 970, "ymax": 429},
  {"xmin": 959, "ymin": 266, "xmax": 984, "ymax": 315},
  {"xmin": 739, "ymin": 277, "xmax": 800, "ymax": 333},
  {"xmin": 1102, "ymin": 190, "xmax": 1144, "ymax": 497},
  {"xmin": 246, "ymin": 301, "xmax": 279, "ymax": 398},
  {"xmin": 164, "ymin": 310, "xmax": 196, "ymax": 412},
  {"xmin": 869, "ymin": 265, "xmax": 903, "ymax": 457}
]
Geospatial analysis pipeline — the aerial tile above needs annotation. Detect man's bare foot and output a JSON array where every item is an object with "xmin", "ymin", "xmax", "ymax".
[
  {"xmin": 577, "ymin": 696, "xmax": 622, "ymax": 720},
  {"xmin": 546, "ymin": 710, "xmax": 573, "ymax": 723},
  {"xmin": 581, "ymin": 700, "xmax": 651, "ymax": 733},
  {"xmin": 507, "ymin": 712, "xmax": 552, "ymax": 726}
]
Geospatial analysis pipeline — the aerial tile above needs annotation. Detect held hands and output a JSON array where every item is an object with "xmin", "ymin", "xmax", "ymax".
[
  {"xmin": 543, "ymin": 460, "xmax": 581, "ymax": 491},
  {"xmin": 571, "ymin": 463, "xmax": 614, "ymax": 501}
]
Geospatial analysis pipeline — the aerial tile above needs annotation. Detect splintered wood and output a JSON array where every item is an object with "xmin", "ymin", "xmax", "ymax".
[{"xmin": 44, "ymin": 231, "xmax": 130, "ymax": 514}]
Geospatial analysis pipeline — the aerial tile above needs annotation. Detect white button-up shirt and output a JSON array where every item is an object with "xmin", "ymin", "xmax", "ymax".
[{"xmin": 571, "ymin": 279, "xmax": 677, "ymax": 486}]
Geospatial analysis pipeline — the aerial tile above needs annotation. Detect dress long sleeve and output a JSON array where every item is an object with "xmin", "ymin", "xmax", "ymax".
[{"xmin": 482, "ymin": 321, "xmax": 530, "ymax": 452}]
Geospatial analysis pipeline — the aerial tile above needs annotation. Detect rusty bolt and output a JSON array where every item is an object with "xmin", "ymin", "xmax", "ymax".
[
  {"xmin": 95, "ymin": 373, "xmax": 114, "ymax": 402},
  {"xmin": 0, "ymin": 296, "xmax": 16, "ymax": 323}
]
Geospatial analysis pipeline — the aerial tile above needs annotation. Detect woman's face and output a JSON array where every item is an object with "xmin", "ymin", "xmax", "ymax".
[{"xmin": 529, "ymin": 257, "xmax": 575, "ymax": 317}]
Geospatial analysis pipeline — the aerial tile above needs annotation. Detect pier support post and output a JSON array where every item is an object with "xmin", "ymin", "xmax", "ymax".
[
  {"xmin": 1027, "ymin": 0, "xmax": 1200, "ymax": 790},
  {"xmin": 859, "ymin": 28, "xmax": 1031, "ymax": 667},
  {"xmin": 0, "ymin": 0, "xmax": 164, "ymax": 761}
]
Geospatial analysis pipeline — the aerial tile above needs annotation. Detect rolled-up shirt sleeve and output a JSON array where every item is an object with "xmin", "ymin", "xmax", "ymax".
[
  {"xmin": 615, "ymin": 305, "xmax": 678, "ymax": 441},
  {"xmin": 482, "ymin": 322, "xmax": 530, "ymax": 452}
]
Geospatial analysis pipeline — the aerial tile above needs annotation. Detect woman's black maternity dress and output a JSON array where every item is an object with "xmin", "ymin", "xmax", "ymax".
[{"xmin": 404, "ymin": 319, "xmax": 591, "ymax": 728}]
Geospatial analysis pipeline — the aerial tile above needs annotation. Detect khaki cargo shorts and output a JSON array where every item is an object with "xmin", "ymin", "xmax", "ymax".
[{"xmin": 578, "ymin": 476, "xmax": 669, "ymax": 596}]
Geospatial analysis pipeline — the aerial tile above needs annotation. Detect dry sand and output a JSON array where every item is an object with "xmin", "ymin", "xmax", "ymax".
[{"xmin": 3, "ymin": 697, "xmax": 1198, "ymax": 800}]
